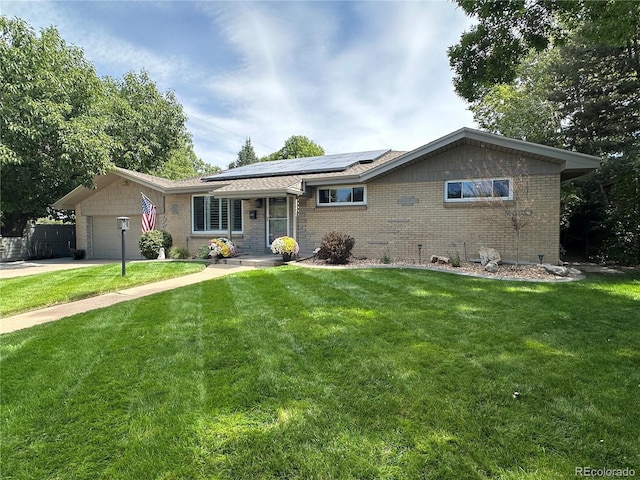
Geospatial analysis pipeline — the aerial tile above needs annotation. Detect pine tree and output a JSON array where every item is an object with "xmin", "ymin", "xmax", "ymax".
[{"xmin": 229, "ymin": 137, "xmax": 259, "ymax": 169}]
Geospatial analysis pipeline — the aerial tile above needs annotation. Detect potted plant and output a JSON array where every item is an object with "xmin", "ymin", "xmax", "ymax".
[
  {"xmin": 208, "ymin": 238, "xmax": 236, "ymax": 260},
  {"xmin": 270, "ymin": 236, "xmax": 299, "ymax": 262}
]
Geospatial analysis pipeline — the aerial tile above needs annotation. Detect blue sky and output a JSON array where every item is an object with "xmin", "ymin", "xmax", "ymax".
[{"xmin": 2, "ymin": 1, "xmax": 476, "ymax": 169}]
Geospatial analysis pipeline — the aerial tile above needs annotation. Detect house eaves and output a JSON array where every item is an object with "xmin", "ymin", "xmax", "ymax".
[
  {"xmin": 204, "ymin": 176, "xmax": 305, "ymax": 199},
  {"xmin": 359, "ymin": 127, "xmax": 602, "ymax": 182},
  {"xmin": 53, "ymin": 167, "xmax": 216, "ymax": 209},
  {"xmin": 52, "ymin": 170, "xmax": 126, "ymax": 210}
]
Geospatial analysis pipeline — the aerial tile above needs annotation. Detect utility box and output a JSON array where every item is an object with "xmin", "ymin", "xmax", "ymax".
[{"xmin": 117, "ymin": 217, "xmax": 130, "ymax": 231}]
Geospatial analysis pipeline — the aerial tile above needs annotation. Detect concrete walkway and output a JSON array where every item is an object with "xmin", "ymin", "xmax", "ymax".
[{"xmin": 1, "ymin": 263, "xmax": 254, "ymax": 334}]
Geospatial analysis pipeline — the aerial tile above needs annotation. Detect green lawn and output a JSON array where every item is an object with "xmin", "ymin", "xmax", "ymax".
[
  {"xmin": 0, "ymin": 261, "xmax": 206, "ymax": 316},
  {"xmin": 1, "ymin": 267, "xmax": 639, "ymax": 479}
]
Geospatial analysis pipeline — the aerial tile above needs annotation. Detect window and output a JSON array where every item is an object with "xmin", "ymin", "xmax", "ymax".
[
  {"xmin": 317, "ymin": 186, "xmax": 366, "ymax": 205},
  {"xmin": 192, "ymin": 196, "xmax": 243, "ymax": 233},
  {"xmin": 445, "ymin": 178, "xmax": 512, "ymax": 202}
]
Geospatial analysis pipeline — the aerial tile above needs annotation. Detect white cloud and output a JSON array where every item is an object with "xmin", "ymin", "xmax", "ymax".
[
  {"xmin": 3, "ymin": 1, "xmax": 201, "ymax": 86},
  {"xmin": 4, "ymin": 1, "xmax": 476, "ymax": 169},
  {"xmin": 195, "ymin": 1, "xmax": 476, "ymax": 165}
]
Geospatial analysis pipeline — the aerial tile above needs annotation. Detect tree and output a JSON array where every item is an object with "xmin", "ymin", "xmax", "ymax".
[
  {"xmin": 228, "ymin": 137, "xmax": 259, "ymax": 169},
  {"xmin": 471, "ymin": 50, "xmax": 564, "ymax": 148},
  {"xmin": 261, "ymin": 135, "xmax": 325, "ymax": 162},
  {"xmin": 484, "ymin": 165, "xmax": 535, "ymax": 268},
  {"xmin": 0, "ymin": 17, "xmax": 111, "ymax": 236},
  {"xmin": 549, "ymin": 38, "xmax": 640, "ymax": 157},
  {"xmin": 450, "ymin": 1, "xmax": 640, "ymax": 265},
  {"xmin": 1, "ymin": 17, "xmax": 205, "ymax": 235},
  {"xmin": 448, "ymin": 1, "xmax": 640, "ymax": 104},
  {"xmin": 152, "ymin": 135, "xmax": 219, "ymax": 179},
  {"xmin": 103, "ymin": 70, "xmax": 188, "ymax": 174}
]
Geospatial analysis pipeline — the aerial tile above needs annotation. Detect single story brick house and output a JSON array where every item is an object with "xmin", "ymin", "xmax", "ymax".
[{"xmin": 53, "ymin": 128, "xmax": 600, "ymax": 263}]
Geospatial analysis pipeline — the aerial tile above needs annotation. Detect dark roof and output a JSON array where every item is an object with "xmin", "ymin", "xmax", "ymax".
[{"xmin": 53, "ymin": 128, "xmax": 601, "ymax": 208}]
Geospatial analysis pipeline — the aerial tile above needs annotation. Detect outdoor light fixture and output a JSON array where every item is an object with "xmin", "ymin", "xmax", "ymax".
[
  {"xmin": 538, "ymin": 254, "xmax": 544, "ymax": 264},
  {"xmin": 117, "ymin": 217, "xmax": 130, "ymax": 277}
]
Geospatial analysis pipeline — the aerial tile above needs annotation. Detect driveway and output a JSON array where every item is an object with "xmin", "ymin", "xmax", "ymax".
[{"xmin": 0, "ymin": 258, "xmax": 117, "ymax": 279}]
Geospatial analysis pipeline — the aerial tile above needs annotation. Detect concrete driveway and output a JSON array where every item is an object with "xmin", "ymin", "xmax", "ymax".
[{"xmin": 0, "ymin": 258, "xmax": 118, "ymax": 279}]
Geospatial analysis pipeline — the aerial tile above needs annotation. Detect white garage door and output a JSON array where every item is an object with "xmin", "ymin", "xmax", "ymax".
[{"xmin": 92, "ymin": 216, "xmax": 144, "ymax": 259}]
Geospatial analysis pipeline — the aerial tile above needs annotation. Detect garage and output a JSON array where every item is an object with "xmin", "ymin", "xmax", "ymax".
[{"xmin": 91, "ymin": 216, "xmax": 144, "ymax": 260}]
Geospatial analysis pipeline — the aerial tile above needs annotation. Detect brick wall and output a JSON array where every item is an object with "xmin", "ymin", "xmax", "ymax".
[
  {"xmin": 163, "ymin": 195, "xmax": 267, "ymax": 257},
  {"xmin": 76, "ymin": 179, "xmax": 165, "ymax": 256},
  {"xmin": 71, "ymin": 144, "xmax": 564, "ymax": 263},
  {"xmin": 81, "ymin": 179, "xmax": 164, "ymax": 217},
  {"xmin": 298, "ymin": 145, "xmax": 562, "ymax": 264}
]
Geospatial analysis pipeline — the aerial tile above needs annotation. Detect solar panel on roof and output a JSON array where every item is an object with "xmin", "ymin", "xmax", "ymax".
[{"xmin": 204, "ymin": 150, "xmax": 389, "ymax": 181}]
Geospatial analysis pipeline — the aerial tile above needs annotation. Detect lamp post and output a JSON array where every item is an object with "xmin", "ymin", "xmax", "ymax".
[
  {"xmin": 418, "ymin": 244, "xmax": 423, "ymax": 263},
  {"xmin": 117, "ymin": 217, "xmax": 130, "ymax": 277}
]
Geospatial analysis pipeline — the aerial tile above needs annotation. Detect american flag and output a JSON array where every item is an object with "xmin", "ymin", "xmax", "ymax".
[{"xmin": 141, "ymin": 193, "xmax": 156, "ymax": 233}]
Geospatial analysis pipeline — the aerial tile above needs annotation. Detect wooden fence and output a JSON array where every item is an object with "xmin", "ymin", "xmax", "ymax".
[{"xmin": 1, "ymin": 224, "xmax": 76, "ymax": 262}]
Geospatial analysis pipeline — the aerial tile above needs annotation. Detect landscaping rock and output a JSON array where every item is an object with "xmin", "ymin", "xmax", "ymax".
[
  {"xmin": 484, "ymin": 260, "xmax": 499, "ymax": 273},
  {"xmin": 479, "ymin": 247, "xmax": 501, "ymax": 266},
  {"xmin": 430, "ymin": 255, "xmax": 450, "ymax": 264},
  {"xmin": 543, "ymin": 264, "xmax": 569, "ymax": 277}
]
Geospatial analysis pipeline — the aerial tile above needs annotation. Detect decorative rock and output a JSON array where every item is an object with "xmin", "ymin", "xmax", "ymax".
[
  {"xmin": 479, "ymin": 247, "xmax": 501, "ymax": 266},
  {"xmin": 543, "ymin": 264, "xmax": 569, "ymax": 277},
  {"xmin": 484, "ymin": 260, "xmax": 499, "ymax": 273},
  {"xmin": 430, "ymin": 255, "xmax": 450, "ymax": 264}
]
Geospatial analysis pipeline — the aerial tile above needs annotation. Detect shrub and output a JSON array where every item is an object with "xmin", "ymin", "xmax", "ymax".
[
  {"xmin": 316, "ymin": 231, "xmax": 355, "ymax": 264},
  {"xmin": 138, "ymin": 230, "xmax": 173, "ymax": 260},
  {"xmin": 450, "ymin": 250, "xmax": 461, "ymax": 267},
  {"xmin": 196, "ymin": 244, "xmax": 210, "ymax": 259},
  {"xmin": 71, "ymin": 249, "xmax": 86, "ymax": 260},
  {"xmin": 381, "ymin": 246, "xmax": 392, "ymax": 264},
  {"xmin": 168, "ymin": 246, "xmax": 190, "ymax": 259}
]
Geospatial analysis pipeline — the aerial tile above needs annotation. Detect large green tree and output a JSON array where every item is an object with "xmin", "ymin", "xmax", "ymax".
[
  {"xmin": 261, "ymin": 135, "xmax": 324, "ymax": 162},
  {"xmin": 471, "ymin": 49, "xmax": 563, "ymax": 147},
  {"xmin": 0, "ymin": 16, "xmax": 111, "ymax": 236},
  {"xmin": 1, "ymin": 17, "xmax": 207, "ymax": 235},
  {"xmin": 448, "ymin": 0, "xmax": 640, "ymax": 104},
  {"xmin": 450, "ymin": 0, "xmax": 640, "ymax": 264},
  {"xmin": 152, "ymin": 136, "xmax": 219, "ymax": 179},
  {"xmin": 104, "ymin": 70, "xmax": 188, "ymax": 173}
]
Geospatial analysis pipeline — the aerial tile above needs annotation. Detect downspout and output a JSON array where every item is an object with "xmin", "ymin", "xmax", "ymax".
[
  {"xmin": 293, "ymin": 180, "xmax": 304, "ymax": 242},
  {"xmin": 292, "ymin": 196, "xmax": 298, "ymax": 241},
  {"xmin": 228, "ymin": 198, "xmax": 232, "ymax": 242}
]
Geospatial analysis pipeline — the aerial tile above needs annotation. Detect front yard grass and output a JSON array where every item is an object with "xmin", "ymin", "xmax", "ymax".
[
  {"xmin": 0, "ymin": 261, "xmax": 206, "ymax": 316},
  {"xmin": 1, "ymin": 267, "xmax": 638, "ymax": 479}
]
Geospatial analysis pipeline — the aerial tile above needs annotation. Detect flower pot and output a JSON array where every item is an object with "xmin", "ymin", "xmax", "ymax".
[{"xmin": 282, "ymin": 253, "xmax": 292, "ymax": 262}]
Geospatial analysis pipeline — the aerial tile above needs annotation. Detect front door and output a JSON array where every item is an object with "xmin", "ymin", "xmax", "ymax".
[{"xmin": 267, "ymin": 197, "xmax": 289, "ymax": 246}]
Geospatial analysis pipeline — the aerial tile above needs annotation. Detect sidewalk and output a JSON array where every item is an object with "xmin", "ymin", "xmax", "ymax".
[{"xmin": 1, "ymin": 264, "xmax": 254, "ymax": 334}]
